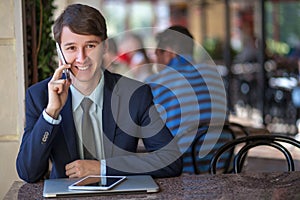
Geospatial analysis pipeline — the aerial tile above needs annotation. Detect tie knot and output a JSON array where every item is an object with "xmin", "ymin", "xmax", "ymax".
[{"xmin": 81, "ymin": 98, "xmax": 93, "ymax": 112}]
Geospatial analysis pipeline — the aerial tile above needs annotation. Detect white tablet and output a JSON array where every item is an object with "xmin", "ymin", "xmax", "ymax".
[{"xmin": 68, "ymin": 175, "xmax": 126, "ymax": 190}]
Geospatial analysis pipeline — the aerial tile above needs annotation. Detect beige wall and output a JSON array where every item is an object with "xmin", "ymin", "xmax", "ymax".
[
  {"xmin": 0, "ymin": 0, "xmax": 25, "ymax": 198},
  {"xmin": 206, "ymin": 3, "xmax": 225, "ymax": 41}
]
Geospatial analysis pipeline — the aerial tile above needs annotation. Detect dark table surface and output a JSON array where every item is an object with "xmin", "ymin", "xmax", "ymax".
[{"xmin": 4, "ymin": 171, "xmax": 300, "ymax": 200}]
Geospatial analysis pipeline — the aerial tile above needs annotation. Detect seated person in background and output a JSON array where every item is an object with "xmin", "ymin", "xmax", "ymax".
[
  {"xmin": 16, "ymin": 3, "xmax": 182, "ymax": 183},
  {"xmin": 118, "ymin": 33, "xmax": 154, "ymax": 82},
  {"xmin": 145, "ymin": 25, "xmax": 231, "ymax": 173},
  {"xmin": 103, "ymin": 37, "xmax": 132, "ymax": 77}
]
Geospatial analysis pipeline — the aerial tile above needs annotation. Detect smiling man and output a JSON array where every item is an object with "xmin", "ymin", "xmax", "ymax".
[{"xmin": 16, "ymin": 3, "xmax": 182, "ymax": 183}]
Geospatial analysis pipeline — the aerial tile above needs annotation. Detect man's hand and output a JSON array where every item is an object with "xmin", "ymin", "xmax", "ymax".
[
  {"xmin": 65, "ymin": 160, "xmax": 100, "ymax": 178},
  {"xmin": 45, "ymin": 64, "xmax": 71, "ymax": 119}
]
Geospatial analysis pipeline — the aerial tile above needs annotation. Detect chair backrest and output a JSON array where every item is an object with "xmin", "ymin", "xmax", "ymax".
[
  {"xmin": 191, "ymin": 122, "xmax": 248, "ymax": 174},
  {"xmin": 224, "ymin": 121, "xmax": 250, "ymax": 137},
  {"xmin": 210, "ymin": 134, "xmax": 300, "ymax": 174}
]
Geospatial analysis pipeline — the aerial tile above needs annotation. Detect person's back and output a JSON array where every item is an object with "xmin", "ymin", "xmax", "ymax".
[{"xmin": 146, "ymin": 26, "xmax": 229, "ymax": 173}]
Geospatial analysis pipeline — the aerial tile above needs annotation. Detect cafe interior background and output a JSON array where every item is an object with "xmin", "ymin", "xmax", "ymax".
[{"xmin": 1, "ymin": 0, "xmax": 300, "ymax": 198}]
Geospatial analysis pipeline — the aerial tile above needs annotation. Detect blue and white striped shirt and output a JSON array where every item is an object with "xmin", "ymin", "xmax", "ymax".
[{"xmin": 146, "ymin": 55, "xmax": 229, "ymax": 173}]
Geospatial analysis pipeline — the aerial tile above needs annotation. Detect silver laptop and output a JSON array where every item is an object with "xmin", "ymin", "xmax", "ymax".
[{"xmin": 43, "ymin": 175, "xmax": 159, "ymax": 198}]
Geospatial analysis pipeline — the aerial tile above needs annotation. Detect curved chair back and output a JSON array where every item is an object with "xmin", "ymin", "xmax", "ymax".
[
  {"xmin": 210, "ymin": 134, "xmax": 300, "ymax": 174},
  {"xmin": 191, "ymin": 122, "xmax": 248, "ymax": 174}
]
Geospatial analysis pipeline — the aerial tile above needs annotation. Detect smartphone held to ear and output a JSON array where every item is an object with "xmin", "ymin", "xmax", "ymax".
[{"xmin": 56, "ymin": 42, "xmax": 70, "ymax": 80}]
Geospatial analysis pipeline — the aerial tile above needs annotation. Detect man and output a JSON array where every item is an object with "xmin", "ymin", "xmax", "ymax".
[
  {"xmin": 16, "ymin": 4, "xmax": 182, "ymax": 183},
  {"xmin": 145, "ymin": 26, "xmax": 229, "ymax": 173}
]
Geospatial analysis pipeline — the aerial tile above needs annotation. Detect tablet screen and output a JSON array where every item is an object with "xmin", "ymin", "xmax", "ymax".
[{"xmin": 69, "ymin": 176, "xmax": 126, "ymax": 190}]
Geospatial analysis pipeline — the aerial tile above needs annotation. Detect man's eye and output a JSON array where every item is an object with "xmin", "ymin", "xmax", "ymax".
[
  {"xmin": 87, "ymin": 44, "xmax": 96, "ymax": 49},
  {"xmin": 66, "ymin": 46, "xmax": 76, "ymax": 51}
]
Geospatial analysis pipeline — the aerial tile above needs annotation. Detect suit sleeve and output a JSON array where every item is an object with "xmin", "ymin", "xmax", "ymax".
[{"xmin": 16, "ymin": 87, "xmax": 59, "ymax": 183}]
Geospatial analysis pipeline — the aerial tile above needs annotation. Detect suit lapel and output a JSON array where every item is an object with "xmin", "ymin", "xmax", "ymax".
[{"xmin": 61, "ymin": 94, "xmax": 78, "ymax": 161}]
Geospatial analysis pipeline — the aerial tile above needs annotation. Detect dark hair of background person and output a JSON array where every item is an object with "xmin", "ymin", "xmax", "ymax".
[
  {"xmin": 156, "ymin": 25, "xmax": 194, "ymax": 55},
  {"xmin": 53, "ymin": 4, "xmax": 107, "ymax": 43}
]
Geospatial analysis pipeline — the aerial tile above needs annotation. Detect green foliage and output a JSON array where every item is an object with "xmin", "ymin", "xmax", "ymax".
[
  {"xmin": 265, "ymin": 2, "xmax": 300, "ymax": 56},
  {"xmin": 202, "ymin": 37, "xmax": 237, "ymax": 61},
  {"xmin": 36, "ymin": 0, "xmax": 57, "ymax": 80},
  {"xmin": 203, "ymin": 37, "xmax": 223, "ymax": 60},
  {"xmin": 266, "ymin": 39, "xmax": 290, "ymax": 56}
]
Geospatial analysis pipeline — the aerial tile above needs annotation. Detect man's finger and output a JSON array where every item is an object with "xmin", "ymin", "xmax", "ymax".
[
  {"xmin": 49, "ymin": 79, "xmax": 66, "ymax": 93},
  {"xmin": 51, "ymin": 64, "xmax": 71, "ymax": 81}
]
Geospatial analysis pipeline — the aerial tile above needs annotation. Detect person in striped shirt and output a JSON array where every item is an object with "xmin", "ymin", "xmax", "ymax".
[{"xmin": 145, "ymin": 25, "xmax": 232, "ymax": 173}]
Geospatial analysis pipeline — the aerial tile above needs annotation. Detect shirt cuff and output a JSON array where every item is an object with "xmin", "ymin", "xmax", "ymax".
[
  {"xmin": 42, "ymin": 109, "xmax": 62, "ymax": 125},
  {"xmin": 101, "ymin": 159, "xmax": 106, "ymax": 176}
]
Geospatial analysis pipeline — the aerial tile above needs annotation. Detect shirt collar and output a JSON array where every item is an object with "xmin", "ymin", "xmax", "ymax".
[
  {"xmin": 70, "ymin": 71, "xmax": 104, "ymax": 111},
  {"xmin": 168, "ymin": 55, "xmax": 194, "ymax": 69}
]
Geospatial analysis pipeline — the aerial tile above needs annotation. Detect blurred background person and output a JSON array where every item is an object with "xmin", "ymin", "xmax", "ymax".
[
  {"xmin": 103, "ymin": 37, "xmax": 132, "ymax": 77},
  {"xmin": 118, "ymin": 33, "xmax": 154, "ymax": 82},
  {"xmin": 146, "ymin": 25, "xmax": 230, "ymax": 174}
]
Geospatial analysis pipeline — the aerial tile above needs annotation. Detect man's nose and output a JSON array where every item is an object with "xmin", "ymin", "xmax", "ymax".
[{"xmin": 76, "ymin": 48, "xmax": 87, "ymax": 62}]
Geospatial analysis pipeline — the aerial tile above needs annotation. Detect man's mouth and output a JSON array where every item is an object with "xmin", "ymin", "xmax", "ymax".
[{"xmin": 76, "ymin": 65, "xmax": 90, "ymax": 71}]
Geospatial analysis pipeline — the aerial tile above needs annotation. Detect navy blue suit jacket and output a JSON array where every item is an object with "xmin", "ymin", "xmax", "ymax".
[{"xmin": 17, "ymin": 70, "xmax": 182, "ymax": 183}]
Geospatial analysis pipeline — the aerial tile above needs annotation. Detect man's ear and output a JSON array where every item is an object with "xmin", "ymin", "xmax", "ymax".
[{"xmin": 165, "ymin": 47, "xmax": 177, "ymax": 60}]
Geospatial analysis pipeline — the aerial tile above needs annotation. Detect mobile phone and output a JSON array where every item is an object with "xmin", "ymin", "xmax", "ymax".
[
  {"xmin": 68, "ymin": 175, "xmax": 126, "ymax": 191},
  {"xmin": 56, "ymin": 42, "xmax": 70, "ymax": 79}
]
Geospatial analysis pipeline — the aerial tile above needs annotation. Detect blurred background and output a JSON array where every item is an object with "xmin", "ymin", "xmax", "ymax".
[{"xmin": 1, "ymin": 0, "xmax": 300, "ymax": 198}]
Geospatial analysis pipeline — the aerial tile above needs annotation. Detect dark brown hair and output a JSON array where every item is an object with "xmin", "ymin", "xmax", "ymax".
[
  {"xmin": 53, "ymin": 4, "xmax": 107, "ymax": 43},
  {"xmin": 156, "ymin": 25, "xmax": 194, "ymax": 55}
]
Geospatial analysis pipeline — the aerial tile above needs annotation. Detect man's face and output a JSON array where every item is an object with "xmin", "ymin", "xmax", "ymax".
[
  {"xmin": 60, "ymin": 26, "xmax": 106, "ymax": 84},
  {"xmin": 155, "ymin": 48, "xmax": 174, "ymax": 66}
]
